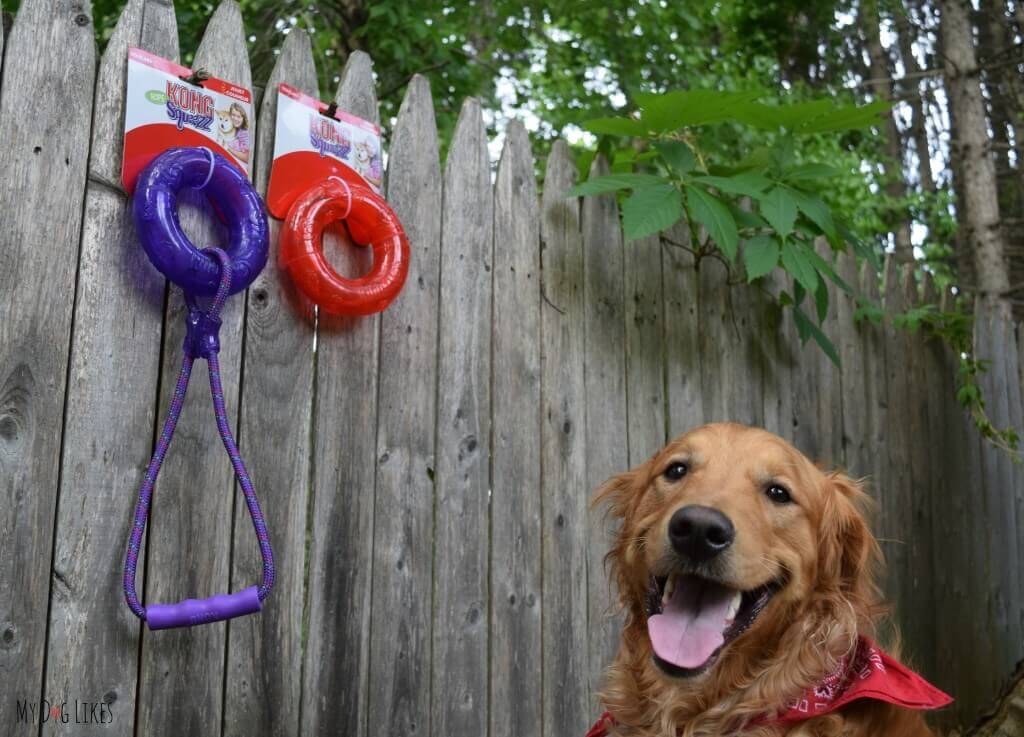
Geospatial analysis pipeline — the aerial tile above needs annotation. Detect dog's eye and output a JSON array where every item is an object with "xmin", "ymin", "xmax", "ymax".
[
  {"xmin": 663, "ymin": 462, "xmax": 688, "ymax": 481},
  {"xmin": 765, "ymin": 484, "xmax": 792, "ymax": 504}
]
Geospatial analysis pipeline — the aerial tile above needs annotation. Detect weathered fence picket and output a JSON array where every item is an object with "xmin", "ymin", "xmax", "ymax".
[
  {"xmin": 1, "ymin": 3, "xmax": 1023, "ymax": 733},
  {"xmin": 302, "ymin": 50, "xmax": 380, "ymax": 737},
  {"xmin": 539, "ymin": 141, "xmax": 591, "ymax": 737},
  {"xmin": 136, "ymin": 5, "xmax": 252, "ymax": 736},
  {"xmin": 365, "ymin": 73, "xmax": 441, "ymax": 737},
  {"xmin": 223, "ymin": 28, "xmax": 318, "ymax": 737},
  {"xmin": 0, "ymin": 0, "xmax": 95, "ymax": 730},
  {"xmin": 662, "ymin": 227, "xmax": 704, "ymax": 439},
  {"xmin": 490, "ymin": 119, "xmax": 543, "ymax": 737},
  {"xmin": 581, "ymin": 156, "xmax": 630, "ymax": 697},
  {"xmin": 432, "ymin": 97, "xmax": 493, "ymax": 737},
  {"xmin": 41, "ymin": 3, "xmax": 176, "ymax": 737}
]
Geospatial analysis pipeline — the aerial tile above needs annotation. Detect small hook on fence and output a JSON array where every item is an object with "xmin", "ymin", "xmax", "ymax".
[{"xmin": 179, "ymin": 68, "xmax": 210, "ymax": 87}]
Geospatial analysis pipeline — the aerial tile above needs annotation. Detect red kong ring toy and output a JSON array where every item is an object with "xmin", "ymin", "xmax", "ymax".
[{"xmin": 280, "ymin": 177, "xmax": 410, "ymax": 316}]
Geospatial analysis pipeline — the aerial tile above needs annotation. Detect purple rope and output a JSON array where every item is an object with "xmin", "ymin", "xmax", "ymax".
[{"xmin": 124, "ymin": 247, "xmax": 274, "ymax": 620}]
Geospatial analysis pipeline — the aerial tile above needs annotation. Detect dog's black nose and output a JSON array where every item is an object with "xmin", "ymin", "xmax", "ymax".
[{"xmin": 668, "ymin": 505, "xmax": 735, "ymax": 562}]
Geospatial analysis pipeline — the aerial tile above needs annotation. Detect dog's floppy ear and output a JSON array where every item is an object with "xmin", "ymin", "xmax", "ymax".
[
  {"xmin": 818, "ymin": 472, "xmax": 882, "ymax": 610},
  {"xmin": 593, "ymin": 469, "xmax": 638, "ymax": 521},
  {"xmin": 593, "ymin": 455, "xmax": 654, "ymax": 520}
]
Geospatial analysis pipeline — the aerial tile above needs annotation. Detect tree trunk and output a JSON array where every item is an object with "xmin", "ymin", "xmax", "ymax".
[
  {"xmin": 940, "ymin": 0, "xmax": 1013, "ymax": 317},
  {"xmin": 861, "ymin": 0, "xmax": 915, "ymax": 263},
  {"xmin": 894, "ymin": 1, "xmax": 936, "ymax": 193}
]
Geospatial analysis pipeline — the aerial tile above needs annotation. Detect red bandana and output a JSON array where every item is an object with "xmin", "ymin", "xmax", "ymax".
[{"xmin": 585, "ymin": 637, "xmax": 951, "ymax": 736}]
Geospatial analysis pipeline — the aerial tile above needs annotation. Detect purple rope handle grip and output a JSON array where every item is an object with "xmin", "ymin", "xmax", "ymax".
[{"xmin": 123, "ymin": 247, "xmax": 275, "ymax": 629}]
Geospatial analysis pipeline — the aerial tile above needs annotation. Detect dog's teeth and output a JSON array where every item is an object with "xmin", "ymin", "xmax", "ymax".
[
  {"xmin": 726, "ymin": 591, "xmax": 742, "ymax": 621},
  {"xmin": 662, "ymin": 575, "xmax": 676, "ymax": 605}
]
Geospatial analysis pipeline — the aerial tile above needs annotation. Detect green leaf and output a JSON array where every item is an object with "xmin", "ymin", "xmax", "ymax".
[
  {"xmin": 797, "ymin": 100, "xmax": 891, "ymax": 133},
  {"xmin": 813, "ymin": 276, "xmax": 830, "ymax": 322},
  {"xmin": 799, "ymin": 243, "xmax": 851, "ymax": 293},
  {"xmin": 565, "ymin": 173, "xmax": 667, "ymax": 197},
  {"xmin": 694, "ymin": 171, "xmax": 772, "ymax": 198},
  {"xmin": 730, "ymin": 99, "xmax": 835, "ymax": 130},
  {"xmin": 760, "ymin": 187, "xmax": 798, "ymax": 237},
  {"xmin": 729, "ymin": 203, "xmax": 769, "ymax": 230},
  {"xmin": 743, "ymin": 235, "xmax": 780, "ymax": 281},
  {"xmin": 784, "ymin": 163, "xmax": 840, "ymax": 181},
  {"xmin": 622, "ymin": 184, "xmax": 684, "ymax": 240},
  {"xmin": 655, "ymin": 141, "xmax": 696, "ymax": 175},
  {"xmin": 636, "ymin": 89, "xmax": 764, "ymax": 131},
  {"xmin": 781, "ymin": 241, "xmax": 819, "ymax": 295},
  {"xmin": 793, "ymin": 306, "xmax": 841, "ymax": 366},
  {"xmin": 583, "ymin": 116, "xmax": 649, "ymax": 136},
  {"xmin": 837, "ymin": 220, "xmax": 881, "ymax": 271},
  {"xmin": 787, "ymin": 188, "xmax": 837, "ymax": 240},
  {"xmin": 686, "ymin": 184, "xmax": 739, "ymax": 260}
]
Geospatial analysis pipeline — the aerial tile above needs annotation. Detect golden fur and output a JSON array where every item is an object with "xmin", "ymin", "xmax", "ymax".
[{"xmin": 595, "ymin": 423, "xmax": 937, "ymax": 737}]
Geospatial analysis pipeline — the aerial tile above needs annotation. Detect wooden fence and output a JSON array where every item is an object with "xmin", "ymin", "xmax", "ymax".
[{"xmin": 0, "ymin": 0, "xmax": 1022, "ymax": 735}]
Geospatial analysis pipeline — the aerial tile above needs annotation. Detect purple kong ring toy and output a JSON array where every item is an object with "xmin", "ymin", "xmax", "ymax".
[{"xmin": 132, "ymin": 146, "xmax": 268, "ymax": 296}]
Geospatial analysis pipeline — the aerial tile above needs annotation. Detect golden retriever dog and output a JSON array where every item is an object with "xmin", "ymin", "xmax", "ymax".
[{"xmin": 591, "ymin": 423, "xmax": 949, "ymax": 737}]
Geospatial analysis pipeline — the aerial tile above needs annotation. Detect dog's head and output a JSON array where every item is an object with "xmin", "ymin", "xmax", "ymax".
[
  {"xmin": 215, "ymin": 109, "xmax": 234, "ymax": 134},
  {"xmin": 597, "ymin": 422, "xmax": 881, "ymax": 684}
]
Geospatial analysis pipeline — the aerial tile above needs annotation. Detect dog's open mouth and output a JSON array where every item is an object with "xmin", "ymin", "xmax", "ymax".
[{"xmin": 645, "ymin": 574, "xmax": 781, "ymax": 676}]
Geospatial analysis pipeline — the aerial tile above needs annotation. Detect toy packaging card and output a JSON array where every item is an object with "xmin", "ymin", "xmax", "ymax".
[
  {"xmin": 266, "ymin": 83, "xmax": 383, "ymax": 218},
  {"xmin": 122, "ymin": 47, "xmax": 254, "ymax": 193}
]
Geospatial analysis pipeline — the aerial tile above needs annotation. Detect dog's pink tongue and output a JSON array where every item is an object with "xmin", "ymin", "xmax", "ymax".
[{"xmin": 648, "ymin": 578, "xmax": 735, "ymax": 669}]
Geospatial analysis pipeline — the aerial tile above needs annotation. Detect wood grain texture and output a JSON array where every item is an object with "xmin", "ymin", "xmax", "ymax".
[
  {"xmin": 0, "ymin": 0, "xmax": 4, "ymax": 97},
  {"xmin": 856, "ymin": 262, "xmax": 889, "ymax": 540},
  {"xmin": 365, "ymin": 74, "xmax": 441, "ymax": 737},
  {"xmin": 0, "ymin": 0, "xmax": 96, "ymax": 730},
  {"xmin": 759, "ymin": 267, "xmax": 798, "ymax": 442},
  {"xmin": 625, "ymin": 232, "xmax": 666, "ymax": 463},
  {"xmin": 661, "ymin": 226, "xmax": 704, "ymax": 438},
  {"xmin": 790, "ymin": 243, "xmax": 841, "ymax": 464},
  {"xmin": 136, "ymin": 5, "xmax": 252, "ymax": 735},
  {"xmin": 878, "ymin": 257, "xmax": 915, "ymax": 648},
  {"xmin": 918, "ymin": 275, "xmax": 958, "ymax": 718},
  {"xmin": 539, "ymin": 141, "xmax": 590, "ymax": 737},
  {"xmin": 301, "ymin": 49, "xmax": 380, "ymax": 737},
  {"xmin": 835, "ymin": 254, "xmax": 869, "ymax": 473},
  {"xmin": 222, "ymin": 28, "xmax": 317, "ymax": 737},
  {"xmin": 898, "ymin": 266, "xmax": 935, "ymax": 678},
  {"xmin": 973, "ymin": 301, "xmax": 1023, "ymax": 691},
  {"xmin": 40, "ymin": 3, "xmax": 176, "ymax": 736},
  {"xmin": 489, "ymin": 120, "xmax": 542, "ymax": 737},
  {"xmin": 581, "ymin": 156, "xmax": 628, "ymax": 700},
  {"xmin": 431, "ymin": 97, "xmax": 492, "ymax": 737}
]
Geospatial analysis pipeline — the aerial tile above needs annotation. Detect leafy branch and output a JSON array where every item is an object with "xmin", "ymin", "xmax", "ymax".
[
  {"xmin": 567, "ymin": 88, "xmax": 886, "ymax": 363},
  {"xmin": 568, "ymin": 87, "xmax": 1019, "ymax": 456}
]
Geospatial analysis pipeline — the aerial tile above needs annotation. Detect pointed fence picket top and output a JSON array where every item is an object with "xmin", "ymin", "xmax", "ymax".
[
  {"xmin": 489, "ymin": 119, "xmax": 543, "ymax": 737},
  {"xmin": 41, "ymin": 2, "xmax": 177, "ymax": 735},
  {"xmin": 301, "ymin": 48, "xmax": 381, "ymax": 737},
  {"xmin": 0, "ymin": 0, "xmax": 96, "ymax": 725},
  {"xmin": 363, "ymin": 73, "xmax": 442, "ymax": 737},
  {"xmin": 223, "ymin": 27, "xmax": 318, "ymax": 737},
  {"xmin": 539, "ymin": 140, "xmax": 591, "ymax": 737},
  {"xmin": 135, "ymin": 3, "xmax": 253, "ymax": 735},
  {"xmin": 432, "ymin": 96, "xmax": 493, "ymax": 737}
]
